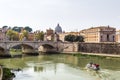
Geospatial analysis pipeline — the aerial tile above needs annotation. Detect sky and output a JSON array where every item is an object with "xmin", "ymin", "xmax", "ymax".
[{"xmin": 0, "ymin": 0, "xmax": 120, "ymax": 32}]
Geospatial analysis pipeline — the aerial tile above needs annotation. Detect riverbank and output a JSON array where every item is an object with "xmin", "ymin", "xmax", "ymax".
[
  {"xmin": 81, "ymin": 52, "xmax": 120, "ymax": 58},
  {"xmin": 62, "ymin": 52, "xmax": 120, "ymax": 58},
  {"xmin": 0, "ymin": 52, "xmax": 120, "ymax": 59}
]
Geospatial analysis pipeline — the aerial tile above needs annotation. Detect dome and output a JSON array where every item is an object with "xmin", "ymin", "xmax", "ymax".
[{"xmin": 55, "ymin": 24, "xmax": 62, "ymax": 33}]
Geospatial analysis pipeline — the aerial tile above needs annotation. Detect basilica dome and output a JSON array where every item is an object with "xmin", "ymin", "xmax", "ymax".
[{"xmin": 55, "ymin": 24, "xmax": 62, "ymax": 33}]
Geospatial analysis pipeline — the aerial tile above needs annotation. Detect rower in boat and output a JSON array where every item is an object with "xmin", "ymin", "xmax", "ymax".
[{"xmin": 85, "ymin": 62, "xmax": 100, "ymax": 71}]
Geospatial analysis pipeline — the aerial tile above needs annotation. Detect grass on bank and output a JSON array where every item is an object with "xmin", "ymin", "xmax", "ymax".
[
  {"xmin": 10, "ymin": 49, "xmax": 22, "ymax": 55},
  {"xmin": 63, "ymin": 52, "xmax": 120, "ymax": 59},
  {"xmin": 73, "ymin": 53, "xmax": 106, "ymax": 58}
]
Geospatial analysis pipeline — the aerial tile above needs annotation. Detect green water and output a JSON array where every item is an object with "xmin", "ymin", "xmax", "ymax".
[{"xmin": 0, "ymin": 54, "xmax": 120, "ymax": 80}]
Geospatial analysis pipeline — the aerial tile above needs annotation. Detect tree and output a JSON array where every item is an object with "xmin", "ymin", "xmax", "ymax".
[
  {"xmin": 24, "ymin": 26, "xmax": 32, "ymax": 32},
  {"xmin": 22, "ymin": 30, "xmax": 29, "ymax": 40},
  {"xmin": 19, "ymin": 33, "xmax": 24, "ymax": 41},
  {"xmin": 6, "ymin": 29, "xmax": 19, "ymax": 40},
  {"xmin": 19, "ymin": 30, "xmax": 29, "ymax": 41},
  {"xmin": 2, "ymin": 25, "xmax": 8, "ymax": 29},
  {"xmin": 76, "ymin": 35, "xmax": 84, "ymax": 42},
  {"xmin": 6, "ymin": 30, "xmax": 13, "ymax": 40},
  {"xmin": 2, "ymin": 26, "xmax": 8, "ymax": 33},
  {"xmin": 12, "ymin": 26, "xmax": 22, "ymax": 32},
  {"xmin": 64, "ymin": 34, "xmax": 74, "ymax": 42},
  {"xmin": 64, "ymin": 34, "xmax": 84, "ymax": 42},
  {"xmin": 34, "ymin": 31, "xmax": 44, "ymax": 41}
]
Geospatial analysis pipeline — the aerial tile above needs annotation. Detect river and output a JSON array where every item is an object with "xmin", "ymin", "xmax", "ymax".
[{"xmin": 0, "ymin": 54, "xmax": 120, "ymax": 80}]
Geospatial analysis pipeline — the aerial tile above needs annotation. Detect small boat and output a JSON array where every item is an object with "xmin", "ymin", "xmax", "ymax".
[{"xmin": 85, "ymin": 62, "xmax": 100, "ymax": 71}]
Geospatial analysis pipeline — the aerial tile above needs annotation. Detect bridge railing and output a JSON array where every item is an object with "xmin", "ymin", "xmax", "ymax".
[{"xmin": 0, "ymin": 41, "xmax": 56, "ymax": 43}]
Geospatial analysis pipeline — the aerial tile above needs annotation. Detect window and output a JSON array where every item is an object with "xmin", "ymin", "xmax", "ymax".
[
  {"xmin": 107, "ymin": 34, "xmax": 109, "ymax": 41},
  {"xmin": 113, "ymin": 36, "xmax": 114, "ymax": 41},
  {"xmin": 101, "ymin": 36, "xmax": 102, "ymax": 41}
]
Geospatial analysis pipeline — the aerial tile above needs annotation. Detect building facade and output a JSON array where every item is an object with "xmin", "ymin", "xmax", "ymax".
[
  {"xmin": 44, "ymin": 28, "xmax": 59, "ymax": 41},
  {"xmin": 80, "ymin": 26, "xmax": 116, "ymax": 43},
  {"xmin": 116, "ymin": 30, "xmax": 120, "ymax": 43},
  {"xmin": 58, "ymin": 33, "xmax": 68, "ymax": 42},
  {"xmin": 0, "ymin": 28, "xmax": 5, "ymax": 40},
  {"xmin": 46, "ymin": 28, "xmax": 54, "ymax": 36},
  {"xmin": 28, "ymin": 32, "xmax": 34, "ymax": 41}
]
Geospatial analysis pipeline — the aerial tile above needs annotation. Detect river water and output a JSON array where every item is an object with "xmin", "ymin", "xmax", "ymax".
[{"xmin": 0, "ymin": 54, "xmax": 120, "ymax": 80}]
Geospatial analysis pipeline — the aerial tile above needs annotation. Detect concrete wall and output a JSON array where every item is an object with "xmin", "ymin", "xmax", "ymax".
[{"xmin": 78, "ymin": 42, "xmax": 120, "ymax": 54}]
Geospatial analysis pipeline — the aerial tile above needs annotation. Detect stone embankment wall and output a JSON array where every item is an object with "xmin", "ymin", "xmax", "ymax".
[
  {"xmin": 78, "ymin": 42, "xmax": 120, "ymax": 54},
  {"xmin": 59, "ymin": 42, "xmax": 79, "ymax": 52}
]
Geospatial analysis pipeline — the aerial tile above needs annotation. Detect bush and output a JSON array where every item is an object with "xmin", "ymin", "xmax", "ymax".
[
  {"xmin": 2, "ymin": 68, "xmax": 15, "ymax": 80},
  {"xmin": 64, "ymin": 34, "xmax": 84, "ymax": 42}
]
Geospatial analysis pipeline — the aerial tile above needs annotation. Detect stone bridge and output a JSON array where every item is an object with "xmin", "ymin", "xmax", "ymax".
[
  {"xmin": 0, "ymin": 41, "xmax": 79, "ymax": 57},
  {"xmin": 0, "ymin": 41, "xmax": 59, "ymax": 56}
]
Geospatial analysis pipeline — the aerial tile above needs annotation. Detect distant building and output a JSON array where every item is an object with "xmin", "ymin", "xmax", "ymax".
[
  {"xmin": 45, "ymin": 28, "xmax": 54, "ymax": 40},
  {"xmin": 79, "ymin": 26, "xmax": 116, "ymax": 43},
  {"xmin": 46, "ymin": 28, "xmax": 54, "ymax": 36},
  {"xmin": 55, "ymin": 24, "xmax": 62, "ymax": 33},
  {"xmin": 28, "ymin": 32, "xmax": 34, "ymax": 41},
  {"xmin": 116, "ymin": 30, "xmax": 120, "ymax": 43},
  {"xmin": 0, "ymin": 28, "xmax": 5, "ymax": 41},
  {"xmin": 58, "ymin": 32, "xmax": 69, "ymax": 42},
  {"xmin": 69, "ymin": 32, "xmax": 80, "ymax": 36},
  {"xmin": 45, "ymin": 28, "xmax": 59, "ymax": 41}
]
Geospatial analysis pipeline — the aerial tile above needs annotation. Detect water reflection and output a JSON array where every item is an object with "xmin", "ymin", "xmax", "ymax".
[
  {"xmin": 0, "ymin": 54, "xmax": 119, "ymax": 80},
  {"xmin": 34, "ymin": 66, "xmax": 43, "ymax": 72}
]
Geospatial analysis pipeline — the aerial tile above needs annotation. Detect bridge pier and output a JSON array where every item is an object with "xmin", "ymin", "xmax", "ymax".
[
  {"xmin": 22, "ymin": 47, "xmax": 39, "ymax": 55},
  {"xmin": 0, "ymin": 49, "xmax": 11, "ymax": 57}
]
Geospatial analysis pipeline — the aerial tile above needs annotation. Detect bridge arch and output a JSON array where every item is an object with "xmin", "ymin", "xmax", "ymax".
[
  {"xmin": 0, "ymin": 47, "xmax": 5, "ymax": 53},
  {"xmin": 0, "ymin": 45, "xmax": 5, "ymax": 49},
  {"xmin": 41, "ymin": 44, "xmax": 55, "ymax": 48},
  {"xmin": 8, "ymin": 43, "xmax": 35, "ymax": 55},
  {"xmin": 9, "ymin": 43, "xmax": 34, "ymax": 49},
  {"xmin": 38, "ymin": 44, "xmax": 56, "ymax": 53}
]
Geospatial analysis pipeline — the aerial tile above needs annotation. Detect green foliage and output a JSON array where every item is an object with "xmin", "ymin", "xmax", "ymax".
[
  {"xmin": 22, "ymin": 30, "xmax": 28, "ymax": 38},
  {"xmin": 12, "ymin": 26, "xmax": 23, "ymax": 32},
  {"xmin": 2, "ymin": 68, "xmax": 15, "ymax": 80},
  {"xmin": 64, "ymin": 34, "xmax": 84, "ymax": 42},
  {"xmin": 34, "ymin": 31, "xmax": 44, "ymax": 41},
  {"xmin": 19, "ymin": 30, "xmax": 29, "ymax": 41},
  {"xmin": 24, "ymin": 26, "xmax": 32, "ymax": 32},
  {"xmin": 6, "ymin": 29, "xmax": 19, "ymax": 40},
  {"xmin": 72, "ymin": 53, "xmax": 107, "ymax": 59},
  {"xmin": 12, "ymin": 26, "xmax": 33, "ymax": 32},
  {"xmin": 10, "ymin": 49, "xmax": 22, "ymax": 55}
]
